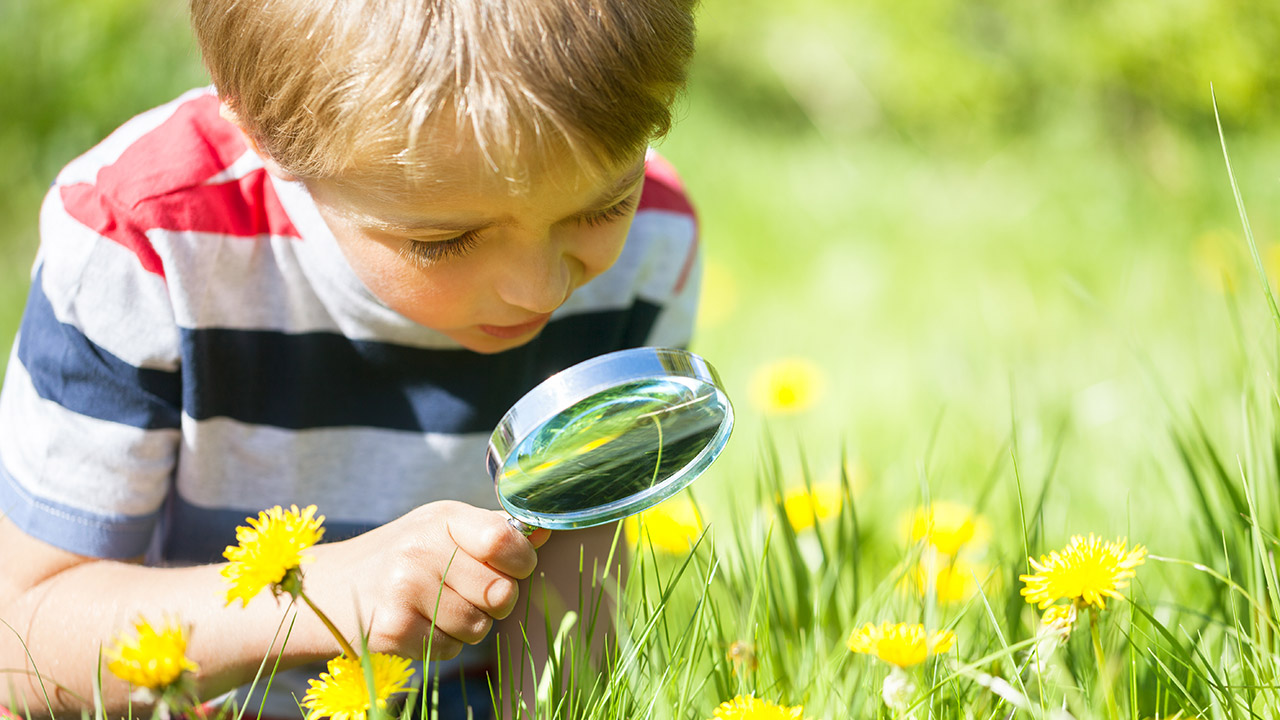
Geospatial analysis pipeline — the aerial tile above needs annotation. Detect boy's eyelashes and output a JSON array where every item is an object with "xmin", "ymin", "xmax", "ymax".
[
  {"xmin": 399, "ymin": 230, "xmax": 483, "ymax": 265},
  {"xmin": 578, "ymin": 194, "xmax": 639, "ymax": 227},
  {"xmin": 397, "ymin": 195, "xmax": 639, "ymax": 267}
]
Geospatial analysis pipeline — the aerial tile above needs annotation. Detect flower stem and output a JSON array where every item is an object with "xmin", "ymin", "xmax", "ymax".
[
  {"xmin": 1088, "ymin": 606, "xmax": 1119, "ymax": 719},
  {"xmin": 299, "ymin": 590, "xmax": 358, "ymax": 659}
]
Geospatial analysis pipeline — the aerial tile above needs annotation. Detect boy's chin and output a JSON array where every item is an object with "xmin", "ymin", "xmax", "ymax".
[{"xmin": 448, "ymin": 327, "xmax": 544, "ymax": 354}]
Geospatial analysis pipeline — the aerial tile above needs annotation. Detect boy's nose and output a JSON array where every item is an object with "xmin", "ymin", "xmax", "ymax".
[{"xmin": 497, "ymin": 245, "xmax": 573, "ymax": 314}]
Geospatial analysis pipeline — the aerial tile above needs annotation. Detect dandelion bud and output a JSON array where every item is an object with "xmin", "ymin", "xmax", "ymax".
[
  {"xmin": 881, "ymin": 667, "xmax": 916, "ymax": 712},
  {"xmin": 1039, "ymin": 604, "xmax": 1077, "ymax": 642},
  {"xmin": 1030, "ymin": 604, "xmax": 1076, "ymax": 672}
]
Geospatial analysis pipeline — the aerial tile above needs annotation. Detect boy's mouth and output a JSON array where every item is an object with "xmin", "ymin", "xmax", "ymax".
[{"xmin": 478, "ymin": 313, "xmax": 553, "ymax": 339}]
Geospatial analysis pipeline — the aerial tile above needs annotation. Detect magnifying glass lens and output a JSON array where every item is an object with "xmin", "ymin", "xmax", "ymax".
[{"xmin": 496, "ymin": 374, "xmax": 730, "ymax": 529}]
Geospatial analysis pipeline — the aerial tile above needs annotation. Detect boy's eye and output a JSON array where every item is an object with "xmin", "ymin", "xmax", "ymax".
[
  {"xmin": 399, "ymin": 230, "xmax": 482, "ymax": 266},
  {"xmin": 394, "ymin": 193, "xmax": 638, "ymax": 265},
  {"xmin": 578, "ymin": 195, "xmax": 639, "ymax": 227}
]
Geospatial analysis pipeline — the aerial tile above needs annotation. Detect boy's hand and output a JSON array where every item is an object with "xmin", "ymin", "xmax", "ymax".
[{"xmin": 310, "ymin": 501, "xmax": 551, "ymax": 660}]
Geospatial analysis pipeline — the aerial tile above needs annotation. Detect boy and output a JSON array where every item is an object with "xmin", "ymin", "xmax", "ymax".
[{"xmin": 0, "ymin": 0, "xmax": 700, "ymax": 716}]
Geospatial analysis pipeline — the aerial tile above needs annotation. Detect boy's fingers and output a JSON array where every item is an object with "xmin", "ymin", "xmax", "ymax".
[
  {"xmin": 436, "ymin": 557, "xmax": 521, "ymax": 619},
  {"xmin": 446, "ymin": 507, "xmax": 540, "ymax": 578},
  {"xmin": 412, "ymin": 584, "xmax": 495, "ymax": 646}
]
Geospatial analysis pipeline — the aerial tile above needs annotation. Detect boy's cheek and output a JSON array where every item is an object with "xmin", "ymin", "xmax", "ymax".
[{"xmin": 576, "ymin": 225, "xmax": 632, "ymax": 282}]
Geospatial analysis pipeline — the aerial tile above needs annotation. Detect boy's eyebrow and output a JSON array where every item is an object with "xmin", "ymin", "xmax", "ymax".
[
  {"xmin": 366, "ymin": 216, "xmax": 497, "ymax": 233},
  {"xmin": 363, "ymin": 161, "xmax": 647, "ymax": 235},
  {"xmin": 586, "ymin": 160, "xmax": 647, "ymax": 209}
]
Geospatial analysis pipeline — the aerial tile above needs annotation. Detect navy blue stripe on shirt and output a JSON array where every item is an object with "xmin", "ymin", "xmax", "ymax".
[
  {"xmin": 16, "ymin": 264, "xmax": 661, "ymax": 434},
  {"xmin": 183, "ymin": 300, "xmax": 662, "ymax": 432},
  {"xmin": 162, "ymin": 495, "xmax": 378, "ymax": 564},
  {"xmin": 18, "ymin": 270, "xmax": 182, "ymax": 430}
]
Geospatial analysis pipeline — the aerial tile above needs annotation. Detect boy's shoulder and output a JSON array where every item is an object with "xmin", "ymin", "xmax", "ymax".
[
  {"xmin": 53, "ymin": 88, "xmax": 299, "ymax": 276},
  {"xmin": 59, "ymin": 87, "xmax": 243, "ymax": 201}
]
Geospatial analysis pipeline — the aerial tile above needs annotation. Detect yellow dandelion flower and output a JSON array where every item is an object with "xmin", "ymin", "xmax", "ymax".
[
  {"xmin": 709, "ymin": 694, "xmax": 804, "ymax": 720},
  {"xmin": 902, "ymin": 501, "xmax": 991, "ymax": 557},
  {"xmin": 696, "ymin": 259, "xmax": 739, "ymax": 330},
  {"xmin": 847, "ymin": 622, "xmax": 956, "ymax": 668},
  {"xmin": 780, "ymin": 483, "xmax": 843, "ymax": 532},
  {"xmin": 1020, "ymin": 534, "xmax": 1147, "ymax": 610},
  {"xmin": 902, "ymin": 557, "xmax": 987, "ymax": 605},
  {"xmin": 1192, "ymin": 229, "xmax": 1239, "ymax": 293},
  {"xmin": 749, "ymin": 358, "xmax": 824, "ymax": 415},
  {"xmin": 106, "ymin": 616, "xmax": 199, "ymax": 690},
  {"xmin": 222, "ymin": 504, "xmax": 326, "ymax": 607},
  {"xmin": 725, "ymin": 641, "xmax": 759, "ymax": 675},
  {"xmin": 302, "ymin": 652, "xmax": 414, "ymax": 720},
  {"xmin": 624, "ymin": 495, "xmax": 705, "ymax": 554}
]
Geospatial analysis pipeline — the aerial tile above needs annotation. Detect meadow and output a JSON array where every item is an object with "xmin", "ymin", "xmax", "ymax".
[{"xmin": 5, "ymin": 0, "xmax": 1280, "ymax": 717}]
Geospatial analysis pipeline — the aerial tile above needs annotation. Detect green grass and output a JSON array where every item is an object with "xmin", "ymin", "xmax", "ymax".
[{"xmin": 8, "ymin": 0, "xmax": 1280, "ymax": 717}]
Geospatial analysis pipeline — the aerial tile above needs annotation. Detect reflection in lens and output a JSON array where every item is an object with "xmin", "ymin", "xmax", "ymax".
[{"xmin": 497, "ymin": 376, "xmax": 729, "ymax": 526}]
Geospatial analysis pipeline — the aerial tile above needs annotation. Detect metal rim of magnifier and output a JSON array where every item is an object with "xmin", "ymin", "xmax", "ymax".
[{"xmin": 486, "ymin": 347, "xmax": 734, "ymax": 530}]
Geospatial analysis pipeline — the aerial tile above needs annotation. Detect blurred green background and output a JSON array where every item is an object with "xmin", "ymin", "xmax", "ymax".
[{"xmin": 4, "ymin": 0, "xmax": 1280, "ymax": 552}]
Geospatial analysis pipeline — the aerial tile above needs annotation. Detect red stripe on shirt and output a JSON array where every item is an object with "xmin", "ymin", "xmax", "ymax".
[
  {"xmin": 58, "ymin": 93, "xmax": 300, "ymax": 278},
  {"xmin": 639, "ymin": 153, "xmax": 696, "ymax": 217},
  {"xmin": 59, "ymin": 182, "xmax": 167, "ymax": 276},
  {"xmin": 640, "ymin": 154, "xmax": 699, "ymax": 294}
]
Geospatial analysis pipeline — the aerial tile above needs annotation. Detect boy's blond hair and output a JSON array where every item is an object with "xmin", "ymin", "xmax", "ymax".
[{"xmin": 190, "ymin": 0, "xmax": 697, "ymax": 190}]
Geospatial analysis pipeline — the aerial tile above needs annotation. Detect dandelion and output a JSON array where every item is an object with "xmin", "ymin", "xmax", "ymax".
[
  {"xmin": 222, "ymin": 504, "xmax": 325, "ymax": 607},
  {"xmin": 302, "ymin": 652, "xmax": 414, "ymax": 720},
  {"xmin": 1020, "ymin": 534, "xmax": 1147, "ymax": 610},
  {"xmin": 1192, "ymin": 229, "xmax": 1238, "ymax": 293},
  {"xmin": 1040, "ymin": 604, "xmax": 1078, "ymax": 638},
  {"xmin": 697, "ymin": 259, "xmax": 739, "ymax": 329},
  {"xmin": 708, "ymin": 694, "xmax": 803, "ymax": 720},
  {"xmin": 624, "ymin": 494, "xmax": 705, "ymax": 554},
  {"xmin": 749, "ymin": 358, "xmax": 824, "ymax": 415},
  {"xmin": 780, "ymin": 483, "xmax": 842, "ymax": 532},
  {"xmin": 847, "ymin": 622, "xmax": 956, "ymax": 668},
  {"xmin": 106, "ymin": 616, "xmax": 199, "ymax": 692},
  {"xmin": 903, "ymin": 557, "xmax": 987, "ymax": 605},
  {"xmin": 902, "ymin": 501, "xmax": 990, "ymax": 557},
  {"xmin": 222, "ymin": 504, "xmax": 357, "ymax": 658},
  {"xmin": 726, "ymin": 641, "xmax": 759, "ymax": 675}
]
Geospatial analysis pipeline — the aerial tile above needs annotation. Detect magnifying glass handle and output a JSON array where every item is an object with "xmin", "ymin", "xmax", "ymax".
[{"xmin": 508, "ymin": 516, "xmax": 537, "ymax": 537}]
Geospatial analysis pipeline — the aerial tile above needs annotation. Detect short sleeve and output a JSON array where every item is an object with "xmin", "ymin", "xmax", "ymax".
[{"xmin": 0, "ymin": 181, "xmax": 182, "ymax": 560}]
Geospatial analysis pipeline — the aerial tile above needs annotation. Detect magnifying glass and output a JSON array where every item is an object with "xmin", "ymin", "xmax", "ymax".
[{"xmin": 486, "ymin": 347, "xmax": 734, "ymax": 534}]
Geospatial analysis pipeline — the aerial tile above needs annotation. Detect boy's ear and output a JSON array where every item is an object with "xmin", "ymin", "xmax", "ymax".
[{"xmin": 218, "ymin": 101, "xmax": 298, "ymax": 182}]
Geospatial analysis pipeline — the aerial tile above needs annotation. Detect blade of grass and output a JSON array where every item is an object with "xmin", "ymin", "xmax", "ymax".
[
  {"xmin": 1212, "ymin": 85, "xmax": 1280, "ymax": 333},
  {"xmin": 0, "ymin": 619, "xmax": 56, "ymax": 719}
]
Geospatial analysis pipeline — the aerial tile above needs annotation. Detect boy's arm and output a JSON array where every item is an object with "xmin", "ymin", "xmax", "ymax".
[
  {"xmin": 0, "ymin": 515, "xmax": 324, "ymax": 716},
  {"xmin": 0, "ymin": 503, "xmax": 548, "ymax": 717}
]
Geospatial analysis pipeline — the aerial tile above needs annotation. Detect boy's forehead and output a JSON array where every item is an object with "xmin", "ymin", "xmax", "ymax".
[
  {"xmin": 315, "ymin": 102, "xmax": 645, "ymax": 213},
  {"xmin": 313, "ymin": 150, "xmax": 646, "ymax": 229}
]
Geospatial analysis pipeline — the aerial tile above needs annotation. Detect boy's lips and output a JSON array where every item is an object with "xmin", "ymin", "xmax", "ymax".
[{"xmin": 478, "ymin": 313, "xmax": 553, "ymax": 339}]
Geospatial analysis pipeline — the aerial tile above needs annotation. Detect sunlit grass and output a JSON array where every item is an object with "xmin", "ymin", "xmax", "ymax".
[{"xmin": 7, "ymin": 1, "xmax": 1280, "ymax": 718}]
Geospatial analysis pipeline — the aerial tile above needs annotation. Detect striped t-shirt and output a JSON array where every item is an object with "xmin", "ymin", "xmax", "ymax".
[{"xmin": 0, "ymin": 87, "xmax": 700, "ymax": 565}]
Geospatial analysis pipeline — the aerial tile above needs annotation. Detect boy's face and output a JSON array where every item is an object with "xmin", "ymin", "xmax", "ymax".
[{"xmin": 305, "ymin": 149, "xmax": 645, "ymax": 354}]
